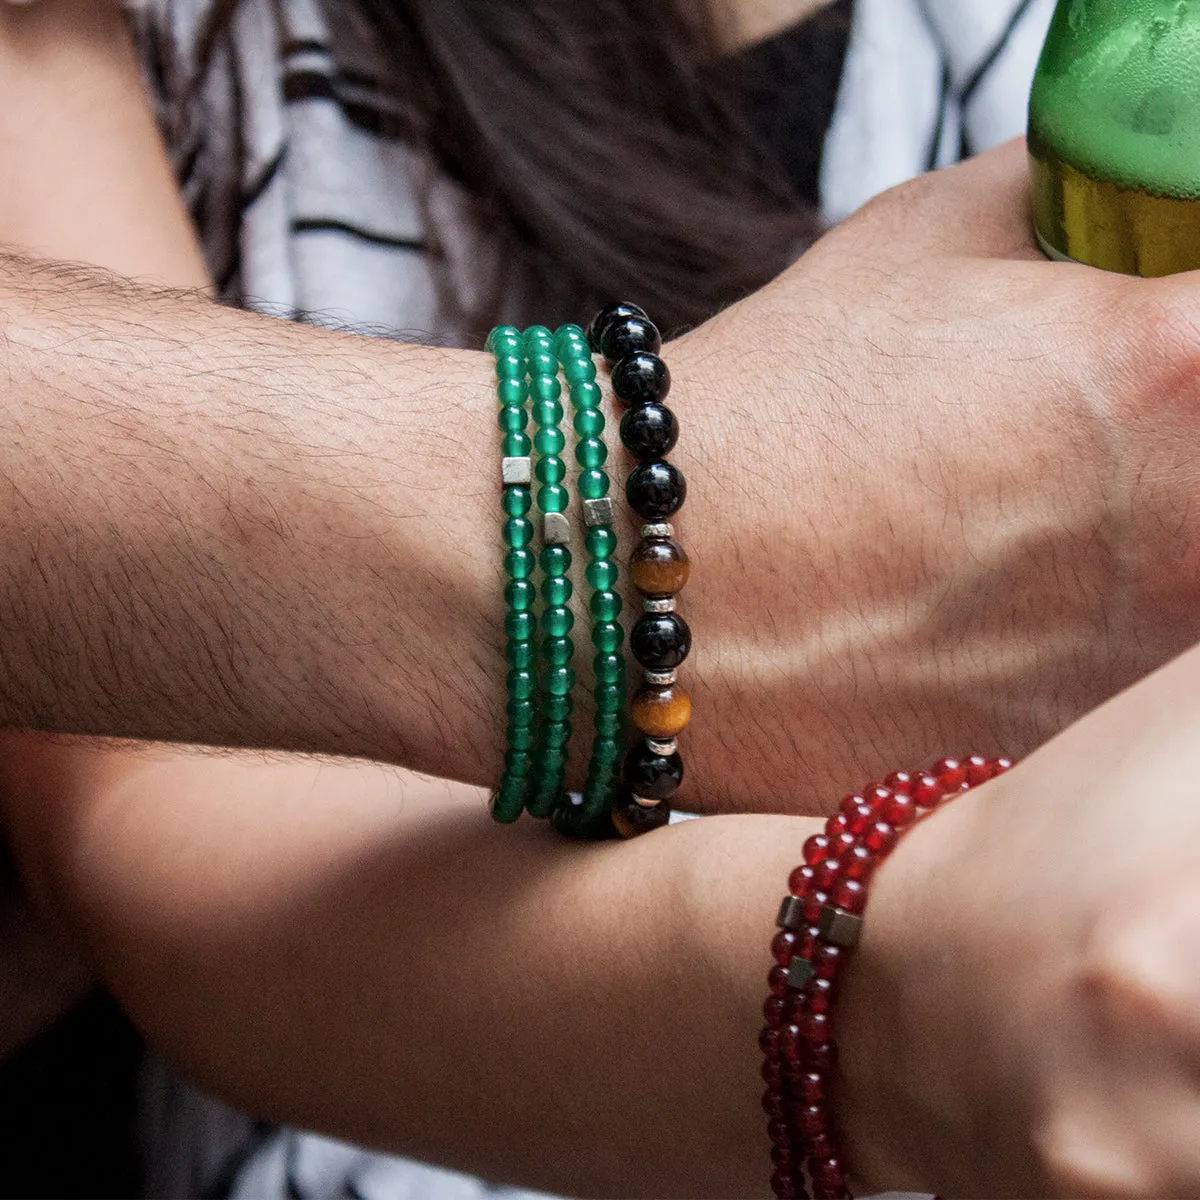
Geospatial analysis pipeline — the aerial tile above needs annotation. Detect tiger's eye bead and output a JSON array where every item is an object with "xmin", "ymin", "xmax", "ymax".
[
  {"xmin": 587, "ymin": 301, "xmax": 648, "ymax": 351},
  {"xmin": 631, "ymin": 683, "xmax": 692, "ymax": 738},
  {"xmin": 622, "ymin": 740, "xmax": 684, "ymax": 800},
  {"xmin": 620, "ymin": 402, "xmax": 679, "ymax": 460},
  {"xmin": 629, "ymin": 537, "xmax": 690, "ymax": 597},
  {"xmin": 611, "ymin": 794, "xmax": 671, "ymax": 839},
  {"xmin": 600, "ymin": 314, "xmax": 661, "ymax": 364},
  {"xmin": 630, "ymin": 612, "xmax": 692, "ymax": 670},
  {"xmin": 611, "ymin": 352, "xmax": 671, "ymax": 405},
  {"xmin": 627, "ymin": 461, "xmax": 686, "ymax": 522}
]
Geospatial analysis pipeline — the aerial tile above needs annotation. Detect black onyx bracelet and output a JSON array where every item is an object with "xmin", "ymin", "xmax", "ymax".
[{"xmin": 588, "ymin": 304, "xmax": 691, "ymax": 838}]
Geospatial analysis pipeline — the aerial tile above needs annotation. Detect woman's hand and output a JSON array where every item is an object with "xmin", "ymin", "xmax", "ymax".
[
  {"xmin": 832, "ymin": 639, "xmax": 1200, "ymax": 1197},
  {"xmin": 671, "ymin": 138, "xmax": 1200, "ymax": 813}
]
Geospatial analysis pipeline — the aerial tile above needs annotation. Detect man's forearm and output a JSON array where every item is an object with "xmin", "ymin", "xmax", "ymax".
[{"xmin": 0, "ymin": 253, "xmax": 506, "ymax": 768}]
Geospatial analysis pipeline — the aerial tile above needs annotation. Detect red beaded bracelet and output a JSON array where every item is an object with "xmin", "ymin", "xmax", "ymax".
[{"xmin": 760, "ymin": 754, "xmax": 1014, "ymax": 1200}]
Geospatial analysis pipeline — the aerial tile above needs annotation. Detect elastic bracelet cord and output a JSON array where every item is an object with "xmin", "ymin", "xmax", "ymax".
[
  {"xmin": 489, "ymin": 325, "xmax": 537, "ymax": 824},
  {"xmin": 524, "ymin": 325, "xmax": 576, "ymax": 819},
  {"xmin": 588, "ymin": 304, "xmax": 690, "ymax": 838},
  {"xmin": 761, "ymin": 755, "xmax": 1014, "ymax": 1200},
  {"xmin": 551, "ymin": 323, "xmax": 626, "ymax": 837}
]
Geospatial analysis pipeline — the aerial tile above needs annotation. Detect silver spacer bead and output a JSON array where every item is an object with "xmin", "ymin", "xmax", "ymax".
[
  {"xmin": 501, "ymin": 456, "xmax": 532, "ymax": 485},
  {"xmin": 583, "ymin": 497, "xmax": 615, "ymax": 527},
  {"xmin": 543, "ymin": 511, "xmax": 571, "ymax": 545},
  {"xmin": 645, "ymin": 669, "xmax": 677, "ymax": 687},
  {"xmin": 817, "ymin": 905, "xmax": 864, "ymax": 948},
  {"xmin": 644, "ymin": 597, "xmax": 676, "ymax": 614},
  {"xmin": 647, "ymin": 738, "xmax": 677, "ymax": 757},
  {"xmin": 776, "ymin": 896, "xmax": 806, "ymax": 931},
  {"xmin": 641, "ymin": 522, "xmax": 673, "ymax": 540}
]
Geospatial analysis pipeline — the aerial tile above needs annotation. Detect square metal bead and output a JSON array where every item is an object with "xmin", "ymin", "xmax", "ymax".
[
  {"xmin": 817, "ymin": 905, "xmax": 864, "ymax": 948},
  {"xmin": 786, "ymin": 956, "xmax": 815, "ymax": 991},
  {"xmin": 776, "ymin": 896, "xmax": 806, "ymax": 931},
  {"xmin": 502, "ymin": 456, "xmax": 532, "ymax": 485},
  {"xmin": 583, "ymin": 496, "xmax": 614, "ymax": 527},
  {"xmin": 543, "ymin": 511, "xmax": 571, "ymax": 545}
]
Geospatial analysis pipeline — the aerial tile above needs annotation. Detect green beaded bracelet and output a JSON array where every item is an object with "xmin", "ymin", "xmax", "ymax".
[
  {"xmin": 523, "ymin": 325, "xmax": 575, "ymax": 819},
  {"xmin": 551, "ymin": 324, "xmax": 625, "ymax": 837},
  {"xmin": 489, "ymin": 325, "xmax": 537, "ymax": 823}
]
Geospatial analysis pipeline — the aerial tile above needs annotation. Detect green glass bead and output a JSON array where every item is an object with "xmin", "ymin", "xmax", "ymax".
[
  {"xmin": 507, "ymin": 639, "xmax": 535, "ymax": 670},
  {"xmin": 585, "ymin": 526, "xmax": 617, "ymax": 560},
  {"xmin": 505, "ymin": 747, "xmax": 533, "ymax": 775},
  {"xmin": 491, "ymin": 785, "xmax": 524, "ymax": 825},
  {"xmin": 496, "ymin": 376, "xmax": 528, "ymax": 406},
  {"xmin": 498, "ymin": 404, "xmax": 527, "ymax": 434},
  {"xmin": 527, "ymin": 351, "xmax": 558, "ymax": 379},
  {"xmin": 507, "ymin": 697, "xmax": 535, "ymax": 725},
  {"xmin": 503, "ymin": 517, "xmax": 534, "ymax": 550},
  {"xmin": 504, "ymin": 610, "xmax": 535, "ymax": 642},
  {"xmin": 543, "ymin": 692, "xmax": 574, "ymax": 722},
  {"xmin": 594, "ymin": 682, "xmax": 626, "ymax": 713},
  {"xmin": 594, "ymin": 710, "xmax": 623, "ymax": 738},
  {"xmin": 523, "ymin": 324, "xmax": 553, "ymax": 344},
  {"xmin": 507, "ymin": 669, "xmax": 535, "ymax": 701},
  {"xmin": 542, "ymin": 575, "xmax": 573, "ymax": 607},
  {"xmin": 590, "ymin": 590, "xmax": 623, "ymax": 621},
  {"xmin": 534, "ymin": 427, "xmax": 566, "ymax": 457},
  {"xmin": 538, "ymin": 483, "xmax": 569, "ymax": 514},
  {"xmin": 543, "ymin": 636, "xmax": 573, "ymax": 667},
  {"xmin": 575, "ymin": 437, "xmax": 608, "ymax": 469},
  {"xmin": 572, "ymin": 381, "xmax": 602, "ymax": 410},
  {"xmin": 495, "ymin": 353, "xmax": 525, "ymax": 381},
  {"xmin": 592, "ymin": 736, "xmax": 622, "ymax": 766},
  {"xmin": 586, "ymin": 558, "xmax": 619, "ymax": 591},
  {"xmin": 503, "ymin": 487, "xmax": 532, "ymax": 517},
  {"xmin": 505, "ymin": 548, "xmax": 535, "ymax": 580},
  {"xmin": 508, "ymin": 723, "xmax": 536, "ymax": 752},
  {"xmin": 532, "ymin": 398, "xmax": 564, "ymax": 427},
  {"xmin": 543, "ymin": 605, "xmax": 575, "ymax": 638},
  {"xmin": 542, "ymin": 720, "xmax": 571, "ymax": 749},
  {"xmin": 578, "ymin": 469, "xmax": 609, "ymax": 500},
  {"xmin": 591, "ymin": 621, "xmax": 624, "ymax": 652},
  {"xmin": 486, "ymin": 325, "xmax": 521, "ymax": 352},
  {"xmin": 530, "ymin": 374, "xmax": 562, "ymax": 404},
  {"xmin": 501, "ymin": 432, "xmax": 532, "ymax": 458},
  {"xmin": 554, "ymin": 322, "xmax": 586, "ymax": 342},
  {"xmin": 563, "ymin": 356, "xmax": 598, "ymax": 386},
  {"xmin": 536, "ymin": 455, "xmax": 566, "ymax": 485},
  {"xmin": 505, "ymin": 579, "xmax": 535, "ymax": 612},
  {"xmin": 546, "ymin": 665, "xmax": 576, "ymax": 697},
  {"xmin": 593, "ymin": 652, "xmax": 625, "ymax": 683},
  {"xmin": 535, "ymin": 744, "xmax": 568, "ymax": 773},
  {"xmin": 540, "ymin": 544, "xmax": 572, "ymax": 577},
  {"xmin": 573, "ymin": 408, "xmax": 605, "ymax": 438}
]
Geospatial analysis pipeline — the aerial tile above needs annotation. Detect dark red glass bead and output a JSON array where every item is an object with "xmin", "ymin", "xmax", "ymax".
[
  {"xmin": 781, "ymin": 1057, "xmax": 807, "ymax": 1086},
  {"xmin": 802, "ymin": 889, "xmax": 830, "ymax": 924},
  {"xmin": 802, "ymin": 1040, "xmax": 839, "ymax": 1070},
  {"xmin": 806, "ymin": 1131, "xmax": 834, "ymax": 1161},
  {"xmin": 838, "ymin": 793, "xmax": 866, "ymax": 819},
  {"xmin": 864, "ymin": 820, "xmax": 898, "ymax": 855},
  {"xmin": 831, "ymin": 831, "xmax": 858, "ymax": 857},
  {"xmin": 815, "ymin": 1157, "xmax": 847, "ymax": 1187},
  {"xmin": 766, "ymin": 1119, "xmax": 791, "ymax": 1147},
  {"xmin": 772, "ymin": 929, "xmax": 800, "ymax": 966},
  {"xmin": 797, "ymin": 1070, "xmax": 828, "ymax": 1105},
  {"xmin": 759, "ymin": 1026, "xmax": 781, "ymax": 1058},
  {"xmin": 884, "ymin": 770, "xmax": 913, "ymax": 794},
  {"xmin": 785, "ymin": 992, "xmax": 807, "ymax": 1023},
  {"xmin": 788, "ymin": 864, "xmax": 816, "ymax": 896},
  {"xmin": 966, "ymin": 753, "xmax": 995, "ymax": 786},
  {"xmin": 801, "ymin": 1011, "xmax": 834, "ymax": 1046},
  {"xmin": 798, "ymin": 925, "xmax": 820, "ymax": 960},
  {"xmin": 802, "ymin": 834, "xmax": 831, "ymax": 865},
  {"xmin": 762, "ymin": 1058, "xmax": 784, "ymax": 1088},
  {"xmin": 995, "ymin": 755, "xmax": 1014, "ymax": 775},
  {"xmin": 770, "ymin": 1169, "xmax": 800, "ymax": 1199},
  {"xmin": 863, "ymin": 783, "xmax": 893, "ymax": 810},
  {"xmin": 812, "ymin": 943, "xmax": 843, "ymax": 980},
  {"xmin": 780, "ymin": 1023, "xmax": 802, "ymax": 1062},
  {"xmin": 812, "ymin": 858, "xmax": 840, "ymax": 890},
  {"xmin": 770, "ymin": 1145, "xmax": 795, "ymax": 1170},
  {"xmin": 839, "ymin": 845, "xmax": 875, "ymax": 883},
  {"xmin": 768, "ymin": 965, "xmax": 790, "ymax": 996},
  {"xmin": 802, "ymin": 977, "xmax": 835, "ymax": 1015},
  {"xmin": 834, "ymin": 878, "xmax": 867, "ymax": 914},
  {"xmin": 763, "ymin": 995, "xmax": 786, "ymax": 1030},
  {"xmin": 910, "ymin": 772, "xmax": 943, "ymax": 807},
  {"xmin": 812, "ymin": 1183, "xmax": 850, "ymax": 1200},
  {"xmin": 881, "ymin": 790, "xmax": 917, "ymax": 827},
  {"xmin": 824, "ymin": 813, "xmax": 850, "ymax": 838},
  {"xmin": 792, "ymin": 1104, "xmax": 831, "ymax": 1138},
  {"xmin": 762, "ymin": 1089, "xmax": 787, "ymax": 1120},
  {"xmin": 844, "ymin": 802, "xmax": 875, "ymax": 835},
  {"xmin": 931, "ymin": 756, "xmax": 967, "ymax": 789}
]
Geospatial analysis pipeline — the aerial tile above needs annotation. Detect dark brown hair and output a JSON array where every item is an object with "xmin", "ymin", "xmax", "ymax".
[{"xmin": 355, "ymin": 0, "xmax": 821, "ymax": 337}]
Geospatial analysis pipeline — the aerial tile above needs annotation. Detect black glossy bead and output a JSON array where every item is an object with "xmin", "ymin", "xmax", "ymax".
[
  {"xmin": 631, "ymin": 612, "xmax": 691, "ymax": 670},
  {"xmin": 611, "ymin": 352, "xmax": 671, "ymax": 405},
  {"xmin": 587, "ymin": 302, "xmax": 648, "ymax": 352},
  {"xmin": 626, "ymin": 460, "xmax": 686, "ymax": 521},
  {"xmin": 620, "ymin": 403, "xmax": 678, "ymax": 461},
  {"xmin": 622, "ymin": 741, "xmax": 684, "ymax": 801},
  {"xmin": 600, "ymin": 315, "xmax": 661, "ymax": 364}
]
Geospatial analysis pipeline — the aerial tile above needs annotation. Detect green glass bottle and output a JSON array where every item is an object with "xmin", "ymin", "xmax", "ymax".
[{"xmin": 1029, "ymin": 0, "xmax": 1200, "ymax": 274}]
